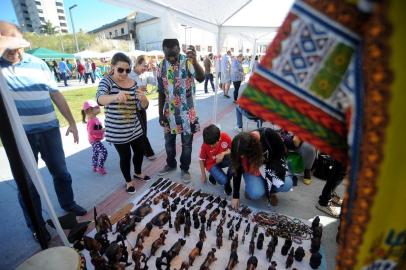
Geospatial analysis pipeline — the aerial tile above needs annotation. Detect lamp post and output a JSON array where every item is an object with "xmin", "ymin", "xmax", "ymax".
[
  {"xmin": 54, "ymin": 26, "xmax": 64, "ymax": 52},
  {"xmin": 68, "ymin": 4, "xmax": 79, "ymax": 52}
]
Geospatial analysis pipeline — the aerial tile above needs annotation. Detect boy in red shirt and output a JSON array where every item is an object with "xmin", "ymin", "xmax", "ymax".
[{"xmin": 199, "ymin": 124, "xmax": 233, "ymax": 195}]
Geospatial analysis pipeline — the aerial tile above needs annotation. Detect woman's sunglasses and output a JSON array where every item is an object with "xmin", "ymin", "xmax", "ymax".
[{"xmin": 117, "ymin": 67, "xmax": 131, "ymax": 74}]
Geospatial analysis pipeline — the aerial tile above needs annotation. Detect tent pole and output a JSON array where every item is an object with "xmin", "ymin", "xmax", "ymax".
[
  {"xmin": 0, "ymin": 71, "xmax": 70, "ymax": 247},
  {"xmin": 213, "ymin": 26, "xmax": 222, "ymax": 124}
]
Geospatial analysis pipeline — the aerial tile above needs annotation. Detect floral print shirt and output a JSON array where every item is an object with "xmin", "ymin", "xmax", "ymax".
[{"xmin": 157, "ymin": 54, "xmax": 200, "ymax": 135}]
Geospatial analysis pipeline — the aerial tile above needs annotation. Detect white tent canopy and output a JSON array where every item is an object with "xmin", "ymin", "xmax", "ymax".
[
  {"xmin": 145, "ymin": 50, "xmax": 164, "ymax": 57},
  {"xmin": 74, "ymin": 50, "xmax": 103, "ymax": 59},
  {"xmin": 104, "ymin": 0, "xmax": 293, "ymax": 122}
]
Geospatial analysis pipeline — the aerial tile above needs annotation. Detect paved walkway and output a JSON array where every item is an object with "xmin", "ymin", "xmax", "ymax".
[{"xmin": 0, "ymin": 82, "xmax": 342, "ymax": 269}]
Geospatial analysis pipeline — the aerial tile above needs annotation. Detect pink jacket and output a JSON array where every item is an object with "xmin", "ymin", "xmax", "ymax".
[{"xmin": 87, "ymin": 117, "xmax": 105, "ymax": 143}]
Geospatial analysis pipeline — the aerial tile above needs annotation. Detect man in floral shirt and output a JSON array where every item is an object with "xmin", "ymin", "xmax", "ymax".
[{"xmin": 157, "ymin": 39, "xmax": 204, "ymax": 182}]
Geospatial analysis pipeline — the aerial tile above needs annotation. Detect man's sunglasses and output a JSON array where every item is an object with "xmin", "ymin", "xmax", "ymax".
[{"xmin": 117, "ymin": 67, "xmax": 131, "ymax": 74}]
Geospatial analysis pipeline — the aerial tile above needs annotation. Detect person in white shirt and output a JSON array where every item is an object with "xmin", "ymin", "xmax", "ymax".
[
  {"xmin": 84, "ymin": 59, "xmax": 94, "ymax": 84},
  {"xmin": 220, "ymin": 50, "xmax": 232, "ymax": 98}
]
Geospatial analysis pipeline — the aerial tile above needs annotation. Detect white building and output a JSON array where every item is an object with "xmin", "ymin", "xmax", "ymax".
[
  {"xmin": 12, "ymin": 0, "xmax": 68, "ymax": 33},
  {"xmin": 89, "ymin": 18, "xmax": 130, "ymax": 40}
]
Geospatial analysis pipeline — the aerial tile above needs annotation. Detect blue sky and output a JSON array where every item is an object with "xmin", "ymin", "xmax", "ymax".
[{"xmin": 0, "ymin": 0, "xmax": 132, "ymax": 32}]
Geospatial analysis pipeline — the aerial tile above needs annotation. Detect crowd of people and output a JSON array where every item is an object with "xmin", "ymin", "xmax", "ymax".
[{"xmin": 0, "ymin": 21, "xmax": 345, "ymax": 244}]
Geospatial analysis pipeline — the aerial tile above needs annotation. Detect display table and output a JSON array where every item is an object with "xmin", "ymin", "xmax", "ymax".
[{"xmin": 82, "ymin": 178, "xmax": 327, "ymax": 269}]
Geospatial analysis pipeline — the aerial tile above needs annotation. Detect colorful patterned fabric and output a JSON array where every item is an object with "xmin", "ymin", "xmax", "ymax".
[
  {"xmin": 157, "ymin": 54, "xmax": 200, "ymax": 135},
  {"xmin": 239, "ymin": 1, "xmax": 361, "ymax": 163}
]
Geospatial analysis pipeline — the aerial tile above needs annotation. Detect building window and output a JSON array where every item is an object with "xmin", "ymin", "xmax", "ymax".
[
  {"xmin": 208, "ymin": 46, "xmax": 212, "ymax": 52},
  {"xmin": 26, "ymin": 24, "xmax": 32, "ymax": 27},
  {"xmin": 23, "ymin": 10, "xmax": 28, "ymax": 14},
  {"xmin": 35, "ymin": 1, "xmax": 41, "ymax": 5},
  {"xmin": 21, "ymin": 3, "xmax": 26, "ymax": 7},
  {"xmin": 39, "ymin": 17, "xmax": 45, "ymax": 22},
  {"xmin": 37, "ymin": 9, "xmax": 43, "ymax": 13},
  {"xmin": 121, "ymin": 28, "xmax": 124, "ymax": 35},
  {"xmin": 56, "ymin": 2, "xmax": 63, "ymax": 7},
  {"xmin": 109, "ymin": 32, "xmax": 112, "ymax": 38},
  {"xmin": 195, "ymin": 45, "xmax": 201, "ymax": 51},
  {"xmin": 57, "ymin": 9, "xmax": 64, "ymax": 13},
  {"xmin": 60, "ymin": 23, "xmax": 67, "ymax": 27},
  {"xmin": 59, "ymin": 16, "xmax": 65, "ymax": 20}
]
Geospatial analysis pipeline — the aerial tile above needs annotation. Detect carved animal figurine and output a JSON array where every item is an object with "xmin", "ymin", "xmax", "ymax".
[
  {"xmin": 105, "ymin": 242, "xmax": 122, "ymax": 266},
  {"xmin": 235, "ymin": 217, "xmax": 242, "ymax": 231},
  {"xmin": 311, "ymin": 237, "xmax": 321, "ymax": 253},
  {"xmin": 266, "ymin": 241, "xmax": 275, "ymax": 262},
  {"xmin": 94, "ymin": 231, "xmax": 110, "ymax": 255},
  {"xmin": 184, "ymin": 220, "xmax": 191, "ymax": 237},
  {"xmin": 136, "ymin": 222, "xmax": 153, "ymax": 244},
  {"xmin": 231, "ymin": 234, "xmax": 239, "ymax": 251},
  {"xmin": 225, "ymin": 250, "xmax": 239, "ymax": 270},
  {"xmin": 90, "ymin": 250, "xmax": 107, "ymax": 269},
  {"xmin": 132, "ymin": 245, "xmax": 146, "ymax": 270},
  {"xmin": 193, "ymin": 216, "xmax": 200, "ymax": 229},
  {"xmin": 294, "ymin": 246, "xmax": 305, "ymax": 261},
  {"xmin": 115, "ymin": 234, "xmax": 131, "ymax": 267},
  {"xmin": 174, "ymin": 216, "xmax": 181, "ymax": 233},
  {"xmin": 206, "ymin": 217, "xmax": 212, "ymax": 231},
  {"xmin": 246, "ymin": 256, "xmax": 258, "ymax": 270},
  {"xmin": 227, "ymin": 217, "xmax": 235, "ymax": 229},
  {"xmin": 271, "ymin": 233, "xmax": 278, "ymax": 247},
  {"xmin": 216, "ymin": 224, "xmax": 223, "ymax": 237},
  {"xmin": 188, "ymin": 240, "xmax": 204, "ymax": 266},
  {"xmin": 151, "ymin": 211, "xmax": 170, "ymax": 227},
  {"xmin": 281, "ymin": 238, "xmax": 293, "ymax": 256},
  {"xmin": 209, "ymin": 208, "xmax": 220, "ymax": 221},
  {"xmin": 167, "ymin": 208, "xmax": 173, "ymax": 228},
  {"xmin": 216, "ymin": 234, "xmax": 223, "ymax": 248},
  {"xmin": 229, "ymin": 226, "xmax": 235, "ymax": 240},
  {"xmin": 249, "ymin": 240, "xmax": 255, "ymax": 256},
  {"xmin": 96, "ymin": 213, "xmax": 113, "ymax": 234},
  {"xmin": 221, "ymin": 209, "xmax": 227, "ymax": 218},
  {"xmin": 179, "ymin": 261, "xmax": 190, "ymax": 270},
  {"xmin": 309, "ymin": 251, "xmax": 322, "ymax": 269},
  {"xmin": 166, "ymin": 238, "xmax": 186, "ymax": 263},
  {"xmin": 83, "ymin": 236, "xmax": 102, "ymax": 252},
  {"xmin": 206, "ymin": 202, "xmax": 213, "ymax": 210},
  {"xmin": 131, "ymin": 203, "xmax": 153, "ymax": 218},
  {"xmin": 257, "ymin": 233, "xmax": 264, "ymax": 250},
  {"xmin": 286, "ymin": 247, "xmax": 294, "ymax": 268},
  {"xmin": 313, "ymin": 226, "xmax": 323, "ymax": 239},
  {"xmin": 268, "ymin": 261, "xmax": 277, "ymax": 270},
  {"xmin": 242, "ymin": 234, "xmax": 246, "ymax": 244},
  {"xmin": 252, "ymin": 224, "xmax": 259, "ymax": 238},
  {"xmin": 199, "ymin": 248, "xmax": 217, "ymax": 270},
  {"xmin": 155, "ymin": 252, "xmax": 169, "ymax": 270},
  {"xmin": 150, "ymin": 230, "xmax": 168, "ymax": 256},
  {"xmin": 115, "ymin": 214, "xmax": 131, "ymax": 234},
  {"xmin": 219, "ymin": 199, "xmax": 227, "ymax": 208},
  {"xmin": 199, "ymin": 226, "xmax": 206, "ymax": 242}
]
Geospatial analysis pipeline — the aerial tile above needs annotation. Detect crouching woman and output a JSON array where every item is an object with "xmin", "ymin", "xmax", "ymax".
[{"xmin": 230, "ymin": 128, "xmax": 293, "ymax": 209}]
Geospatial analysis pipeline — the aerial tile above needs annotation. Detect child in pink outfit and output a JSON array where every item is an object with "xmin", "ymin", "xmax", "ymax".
[{"xmin": 82, "ymin": 100, "xmax": 108, "ymax": 175}]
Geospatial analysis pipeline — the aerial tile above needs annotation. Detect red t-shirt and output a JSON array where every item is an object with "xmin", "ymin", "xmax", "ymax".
[{"xmin": 199, "ymin": 132, "xmax": 232, "ymax": 171}]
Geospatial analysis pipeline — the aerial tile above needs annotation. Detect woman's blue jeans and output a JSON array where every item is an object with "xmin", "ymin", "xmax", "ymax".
[{"xmin": 243, "ymin": 173, "xmax": 293, "ymax": 200}]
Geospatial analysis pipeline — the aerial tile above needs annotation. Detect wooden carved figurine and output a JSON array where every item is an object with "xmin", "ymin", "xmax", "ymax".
[
  {"xmin": 136, "ymin": 222, "xmax": 153, "ymax": 244},
  {"xmin": 229, "ymin": 226, "xmax": 235, "ymax": 240},
  {"xmin": 150, "ymin": 230, "xmax": 168, "ymax": 256},
  {"xmin": 151, "ymin": 211, "xmax": 170, "ymax": 227},
  {"xmin": 199, "ymin": 225, "xmax": 206, "ymax": 242},
  {"xmin": 310, "ymin": 237, "xmax": 321, "ymax": 253},
  {"xmin": 225, "ymin": 250, "xmax": 239, "ymax": 270},
  {"xmin": 268, "ymin": 261, "xmax": 277, "ymax": 270},
  {"xmin": 294, "ymin": 246, "xmax": 305, "ymax": 262},
  {"xmin": 309, "ymin": 251, "xmax": 322, "ymax": 269},
  {"xmin": 246, "ymin": 256, "xmax": 258, "ymax": 270},
  {"xmin": 266, "ymin": 241, "xmax": 275, "ymax": 262},
  {"xmin": 249, "ymin": 240, "xmax": 255, "ymax": 256},
  {"xmin": 188, "ymin": 240, "xmax": 204, "ymax": 266},
  {"xmin": 174, "ymin": 216, "xmax": 181, "ymax": 233},
  {"xmin": 199, "ymin": 248, "xmax": 217, "ymax": 270},
  {"xmin": 256, "ymin": 233, "xmax": 264, "ymax": 250},
  {"xmin": 281, "ymin": 238, "xmax": 292, "ymax": 256},
  {"xmin": 216, "ymin": 234, "xmax": 223, "ymax": 249},
  {"xmin": 242, "ymin": 234, "xmax": 246, "ymax": 244},
  {"xmin": 179, "ymin": 261, "xmax": 190, "ymax": 270},
  {"xmin": 155, "ymin": 251, "xmax": 169, "ymax": 270},
  {"xmin": 132, "ymin": 244, "xmax": 147, "ymax": 270},
  {"xmin": 286, "ymin": 247, "xmax": 294, "ymax": 268},
  {"xmin": 231, "ymin": 234, "xmax": 239, "ymax": 252}
]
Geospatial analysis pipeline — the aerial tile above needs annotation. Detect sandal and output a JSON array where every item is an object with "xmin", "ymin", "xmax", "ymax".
[
  {"xmin": 133, "ymin": 174, "xmax": 151, "ymax": 181},
  {"xmin": 126, "ymin": 182, "xmax": 136, "ymax": 194},
  {"xmin": 315, "ymin": 203, "xmax": 340, "ymax": 218}
]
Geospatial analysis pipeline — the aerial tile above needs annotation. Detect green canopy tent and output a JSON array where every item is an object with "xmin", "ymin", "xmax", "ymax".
[{"xmin": 26, "ymin": 48, "xmax": 74, "ymax": 60}]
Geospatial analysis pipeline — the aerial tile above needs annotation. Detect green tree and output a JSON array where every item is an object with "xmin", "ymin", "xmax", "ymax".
[{"xmin": 40, "ymin": 21, "xmax": 57, "ymax": 35}]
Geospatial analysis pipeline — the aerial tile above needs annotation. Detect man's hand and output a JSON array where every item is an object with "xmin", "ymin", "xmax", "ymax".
[
  {"xmin": 231, "ymin": 198, "xmax": 240, "ymax": 210},
  {"xmin": 66, "ymin": 123, "xmax": 79, "ymax": 144},
  {"xmin": 186, "ymin": 45, "xmax": 198, "ymax": 64},
  {"xmin": 200, "ymin": 174, "xmax": 207, "ymax": 183}
]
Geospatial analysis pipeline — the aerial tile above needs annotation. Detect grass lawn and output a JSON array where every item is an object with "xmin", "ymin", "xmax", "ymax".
[{"xmin": 55, "ymin": 86, "xmax": 159, "ymax": 127}]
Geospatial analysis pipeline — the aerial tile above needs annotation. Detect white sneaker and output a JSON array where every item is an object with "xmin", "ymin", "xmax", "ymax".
[{"xmin": 233, "ymin": 127, "xmax": 242, "ymax": 133}]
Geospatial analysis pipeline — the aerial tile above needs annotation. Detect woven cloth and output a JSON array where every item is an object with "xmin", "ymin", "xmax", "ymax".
[{"xmin": 239, "ymin": 1, "xmax": 361, "ymax": 163}]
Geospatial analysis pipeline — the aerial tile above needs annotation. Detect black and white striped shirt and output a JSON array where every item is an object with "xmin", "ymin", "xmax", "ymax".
[{"xmin": 96, "ymin": 75, "xmax": 143, "ymax": 144}]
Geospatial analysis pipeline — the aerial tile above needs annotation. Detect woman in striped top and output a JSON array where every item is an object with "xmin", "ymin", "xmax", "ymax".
[{"xmin": 96, "ymin": 52, "xmax": 150, "ymax": 194}]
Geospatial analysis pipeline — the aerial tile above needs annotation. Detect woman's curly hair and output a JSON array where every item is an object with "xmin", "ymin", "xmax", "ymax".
[{"xmin": 231, "ymin": 132, "xmax": 263, "ymax": 174}]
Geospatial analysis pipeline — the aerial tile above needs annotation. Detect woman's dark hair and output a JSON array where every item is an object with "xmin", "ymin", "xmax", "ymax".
[
  {"xmin": 136, "ymin": 55, "xmax": 146, "ymax": 66},
  {"xmin": 231, "ymin": 132, "xmax": 263, "ymax": 174},
  {"xmin": 203, "ymin": 124, "xmax": 220, "ymax": 145},
  {"xmin": 111, "ymin": 52, "xmax": 131, "ymax": 66}
]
